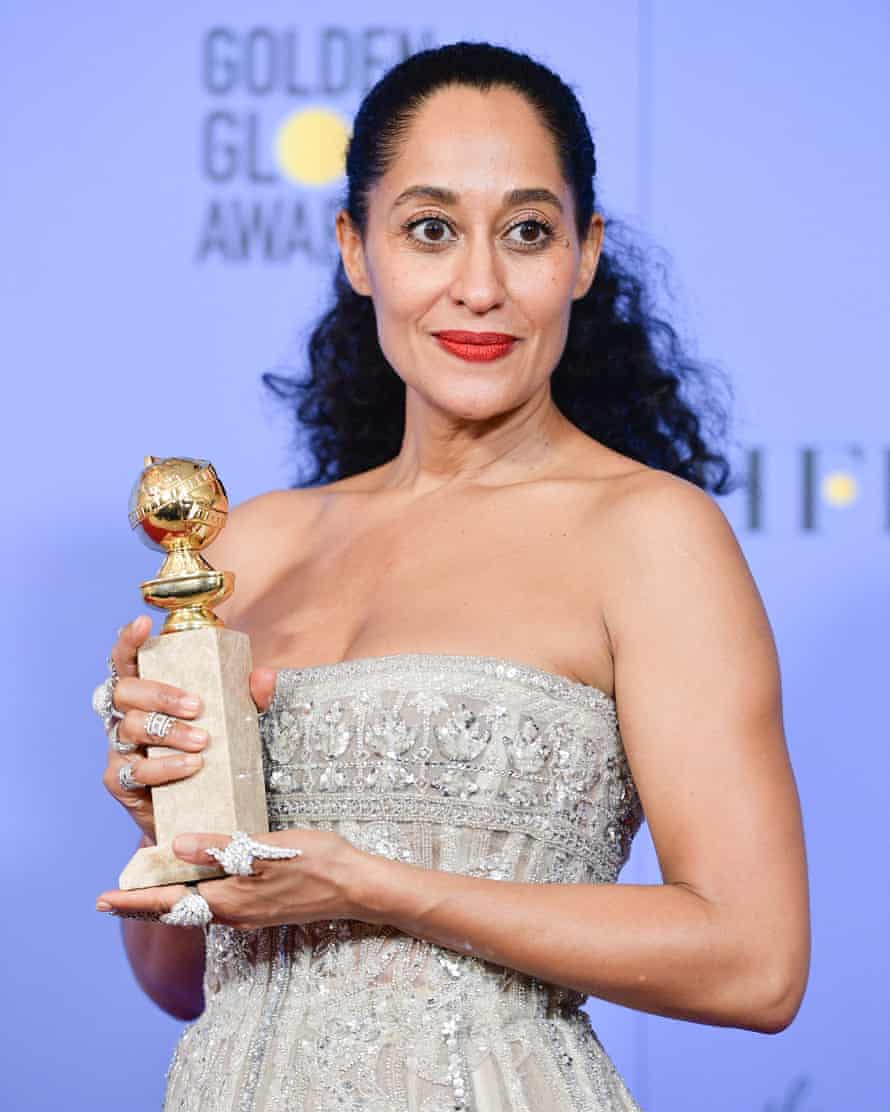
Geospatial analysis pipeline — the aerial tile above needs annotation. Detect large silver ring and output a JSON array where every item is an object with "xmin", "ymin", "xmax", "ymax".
[
  {"xmin": 92, "ymin": 677, "xmax": 116, "ymax": 724},
  {"xmin": 144, "ymin": 712, "xmax": 175, "ymax": 740},
  {"xmin": 93, "ymin": 666, "xmax": 124, "ymax": 735},
  {"xmin": 109, "ymin": 719, "xmax": 139, "ymax": 755},
  {"xmin": 206, "ymin": 830, "xmax": 304, "ymax": 877},
  {"xmin": 159, "ymin": 883, "xmax": 213, "ymax": 928},
  {"xmin": 118, "ymin": 760, "xmax": 144, "ymax": 792}
]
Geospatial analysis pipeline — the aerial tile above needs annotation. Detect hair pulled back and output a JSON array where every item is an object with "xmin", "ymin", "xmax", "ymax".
[{"xmin": 264, "ymin": 41, "xmax": 739, "ymax": 494}]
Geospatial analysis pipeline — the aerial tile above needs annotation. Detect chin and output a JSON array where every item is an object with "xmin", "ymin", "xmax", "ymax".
[{"xmin": 430, "ymin": 389, "xmax": 527, "ymax": 422}]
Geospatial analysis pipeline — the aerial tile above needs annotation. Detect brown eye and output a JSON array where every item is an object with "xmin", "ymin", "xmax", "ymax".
[
  {"xmin": 405, "ymin": 217, "xmax": 455, "ymax": 246},
  {"xmin": 506, "ymin": 219, "xmax": 554, "ymax": 248}
]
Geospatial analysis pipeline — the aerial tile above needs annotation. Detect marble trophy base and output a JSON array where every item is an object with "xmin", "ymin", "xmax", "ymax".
[{"xmin": 118, "ymin": 626, "xmax": 268, "ymax": 890}]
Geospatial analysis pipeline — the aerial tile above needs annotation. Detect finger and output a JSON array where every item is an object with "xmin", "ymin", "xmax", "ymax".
[
  {"xmin": 95, "ymin": 882, "xmax": 190, "ymax": 916},
  {"xmin": 172, "ymin": 829, "xmax": 302, "ymax": 866},
  {"xmin": 250, "ymin": 667, "xmax": 278, "ymax": 714},
  {"xmin": 110, "ymin": 615, "xmax": 152, "ymax": 679},
  {"xmin": 119, "ymin": 710, "xmax": 208, "ymax": 753},
  {"xmin": 112, "ymin": 751, "xmax": 204, "ymax": 792},
  {"xmin": 172, "ymin": 832, "xmax": 233, "ymax": 864},
  {"xmin": 114, "ymin": 676, "xmax": 204, "ymax": 720}
]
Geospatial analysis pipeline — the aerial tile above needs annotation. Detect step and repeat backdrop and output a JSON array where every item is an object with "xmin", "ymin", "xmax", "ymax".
[{"xmin": 2, "ymin": 3, "xmax": 887, "ymax": 1109}]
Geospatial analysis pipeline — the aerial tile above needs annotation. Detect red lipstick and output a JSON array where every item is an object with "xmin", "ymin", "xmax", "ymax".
[{"xmin": 432, "ymin": 330, "xmax": 518, "ymax": 362}]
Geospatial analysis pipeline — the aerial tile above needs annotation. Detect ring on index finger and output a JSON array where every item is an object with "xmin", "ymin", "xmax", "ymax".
[{"xmin": 206, "ymin": 830, "xmax": 304, "ymax": 877}]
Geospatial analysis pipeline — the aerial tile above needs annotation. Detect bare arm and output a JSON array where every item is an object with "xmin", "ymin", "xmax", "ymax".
[
  {"xmin": 120, "ymin": 834, "xmax": 206, "ymax": 1021},
  {"xmin": 356, "ymin": 474, "xmax": 810, "ymax": 1034}
]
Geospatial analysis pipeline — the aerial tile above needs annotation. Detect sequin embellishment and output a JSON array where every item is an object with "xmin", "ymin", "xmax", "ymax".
[{"xmin": 164, "ymin": 652, "xmax": 645, "ymax": 1112}]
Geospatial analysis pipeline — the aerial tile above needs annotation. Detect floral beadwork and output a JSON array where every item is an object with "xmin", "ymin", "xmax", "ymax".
[{"xmin": 165, "ymin": 653, "xmax": 645, "ymax": 1112}]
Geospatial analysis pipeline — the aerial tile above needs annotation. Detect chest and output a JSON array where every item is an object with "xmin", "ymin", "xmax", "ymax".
[{"xmin": 237, "ymin": 488, "xmax": 614, "ymax": 692}]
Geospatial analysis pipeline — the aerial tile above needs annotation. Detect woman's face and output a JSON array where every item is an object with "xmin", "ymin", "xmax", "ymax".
[{"xmin": 336, "ymin": 84, "xmax": 603, "ymax": 423}]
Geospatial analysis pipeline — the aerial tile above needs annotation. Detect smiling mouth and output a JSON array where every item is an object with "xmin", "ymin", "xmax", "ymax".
[{"xmin": 432, "ymin": 331, "xmax": 520, "ymax": 363}]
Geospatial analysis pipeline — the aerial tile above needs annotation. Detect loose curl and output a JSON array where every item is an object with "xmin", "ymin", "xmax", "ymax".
[{"xmin": 264, "ymin": 41, "xmax": 740, "ymax": 495}]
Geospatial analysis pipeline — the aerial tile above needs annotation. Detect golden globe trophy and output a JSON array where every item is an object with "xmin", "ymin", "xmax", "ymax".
[{"xmin": 117, "ymin": 456, "xmax": 268, "ymax": 890}]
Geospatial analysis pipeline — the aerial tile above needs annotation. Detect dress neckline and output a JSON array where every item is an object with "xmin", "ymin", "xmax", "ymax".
[{"xmin": 274, "ymin": 651, "xmax": 616, "ymax": 710}]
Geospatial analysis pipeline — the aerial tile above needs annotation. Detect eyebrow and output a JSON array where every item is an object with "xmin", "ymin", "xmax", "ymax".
[{"xmin": 392, "ymin": 185, "xmax": 564, "ymax": 214}]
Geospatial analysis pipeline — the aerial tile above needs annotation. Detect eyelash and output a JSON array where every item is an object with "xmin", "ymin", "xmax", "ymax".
[{"xmin": 400, "ymin": 213, "xmax": 556, "ymax": 252}]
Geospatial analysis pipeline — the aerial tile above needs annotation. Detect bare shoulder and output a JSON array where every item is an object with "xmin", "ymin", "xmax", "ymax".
[
  {"xmin": 597, "ymin": 467, "xmax": 769, "ymax": 660},
  {"xmin": 204, "ymin": 486, "xmax": 326, "ymax": 621},
  {"xmin": 212, "ymin": 486, "xmax": 325, "ymax": 551},
  {"xmin": 206, "ymin": 465, "xmax": 391, "ymax": 582},
  {"xmin": 598, "ymin": 466, "xmax": 744, "ymax": 588},
  {"xmin": 597, "ymin": 463, "xmax": 732, "ymax": 534}
]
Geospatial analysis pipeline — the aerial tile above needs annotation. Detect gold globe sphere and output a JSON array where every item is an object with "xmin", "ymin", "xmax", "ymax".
[{"xmin": 129, "ymin": 456, "xmax": 228, "ymax": 553}]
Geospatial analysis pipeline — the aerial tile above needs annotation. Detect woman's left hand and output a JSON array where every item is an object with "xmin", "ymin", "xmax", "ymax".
[{"xmin": 95, "ymin": 828, "xmax": 377, "ymax": 930}]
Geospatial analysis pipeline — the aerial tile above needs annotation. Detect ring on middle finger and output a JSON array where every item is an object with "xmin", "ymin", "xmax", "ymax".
[{"xmin": 144, "ymin": 712, "xmax": 176, "ymax": 740}]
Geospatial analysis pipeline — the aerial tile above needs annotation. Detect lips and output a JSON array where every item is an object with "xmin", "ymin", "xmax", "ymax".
[
  {"xmin": 432, "ymin": 330, "xmax": 519, "ymax": 363},
  {"xmin": 433, "ymin": 331, "xmax": 518, "ymax": 344}
]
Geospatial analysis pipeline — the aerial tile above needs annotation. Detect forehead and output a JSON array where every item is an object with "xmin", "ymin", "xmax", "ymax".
[{"xmin": 376, "ymin": 84, "xmax": 565, "ymax": 203}]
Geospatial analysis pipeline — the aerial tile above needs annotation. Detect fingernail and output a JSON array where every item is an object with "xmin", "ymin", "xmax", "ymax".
[
  {"xmin": 180, "ymin": 696, "xmax": 201, "ymax": 713},
  {"xmin": 175, "ymin": 835, "xmax": 199, "ymax": 855},
  {"xmin": 96, "ymin": 900, "xmax": 113, "ymax": 911},
  {"xmin": 177, "ymin": 754, "xmax": 202, "ymax": 768},
  {"xmin": 186, "ymin": 728, "xmax": 208, "ymax": 745}
]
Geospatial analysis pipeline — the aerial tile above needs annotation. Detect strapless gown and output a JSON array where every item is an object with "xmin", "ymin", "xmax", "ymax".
[{"xmin": 163, "ymin": 653, "xmax": 646, "ymax": 1112}]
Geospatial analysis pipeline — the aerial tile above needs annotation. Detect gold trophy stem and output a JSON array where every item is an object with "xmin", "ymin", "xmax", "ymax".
[{"xmin": 157, "ymin": 604, "xmax": 225, "ymax": 634}]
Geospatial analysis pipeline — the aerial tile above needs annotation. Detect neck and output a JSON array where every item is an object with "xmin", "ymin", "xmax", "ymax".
[{"xmin": 380, "ymin": 386, "xmax": 578, "ymax": 494}]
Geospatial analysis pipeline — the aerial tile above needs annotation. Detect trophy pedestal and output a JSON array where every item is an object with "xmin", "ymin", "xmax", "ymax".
[{"xmin": 118, "ymin": 626, "xmax": 268, "ymax": 891}]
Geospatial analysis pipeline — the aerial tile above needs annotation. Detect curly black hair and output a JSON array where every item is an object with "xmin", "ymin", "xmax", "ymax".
[{"xmin": 264, "ymin": 41, "xmax": 740, "ymax": 495}]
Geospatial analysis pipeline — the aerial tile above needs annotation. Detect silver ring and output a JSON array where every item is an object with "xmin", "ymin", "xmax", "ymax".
[
  {"xmin": 144, "ymin": 712, "xmax": 175, "ymax": 740},
  {"xmin": 92, "ymin": 677, "xmax": 116, "ymax": 723},
  {"xmin": 206, "ymin": 830, "xmax": 304, "ymax": 877},
  {"xmin": 109, "ymin": 720, "xmax": 139, "ymax": 755},
  {"xmin": 93, "ymin": 670, "xmax": 124, "ymax": 733},
  {"xmin": 118, "ymin": 760, "xmax": 144, "ymax": 792},
  {"xmin": 159, "ymin": 884, "xmax": 213, "ymax": 928}
]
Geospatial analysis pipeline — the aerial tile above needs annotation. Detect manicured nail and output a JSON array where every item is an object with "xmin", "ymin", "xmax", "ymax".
[
  {"xmin": 176, "ymin": 754, "xmax": 202, "ymax": 768},
  {"xmin": 96, "ymin": 900, "xmax": 113, "ymax": 911},
  {"xmin": 186, "ymin": 728, "xmax": 208, "ymax": 746},
  {"xmin": 180, "ymin": 696, "xmax": 201, "ymax": 713},
  {"xmin": 175, "ymin": 835, "xmax": 199, "ymax": 855}
]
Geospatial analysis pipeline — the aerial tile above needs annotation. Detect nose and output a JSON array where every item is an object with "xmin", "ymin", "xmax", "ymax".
[{"xmin": 448, "ymin": 235, "xmax": 506, "ymax": 313}]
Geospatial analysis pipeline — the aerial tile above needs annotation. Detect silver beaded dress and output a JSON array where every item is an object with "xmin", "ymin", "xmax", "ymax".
[{"xmin": 163, "ymin": 653, "xmax": 646, "ymax": 1112}]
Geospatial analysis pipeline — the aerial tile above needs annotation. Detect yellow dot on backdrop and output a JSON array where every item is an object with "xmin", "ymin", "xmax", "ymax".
[
  {"xmin": 821, "ymin": 471, "xmax": 858, "ymax": 507},
  {"xmin": 275, "ymin": 108, "xmax": 350, "ymax": 185}
]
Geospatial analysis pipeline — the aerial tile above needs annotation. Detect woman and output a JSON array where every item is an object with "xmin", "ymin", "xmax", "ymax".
[{"xmin": 95, "ymin": 41, "xmax": 810, "ymax": 1112}]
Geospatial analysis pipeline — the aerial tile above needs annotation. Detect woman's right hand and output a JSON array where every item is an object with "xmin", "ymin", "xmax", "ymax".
[{"xmin": 101, "ymin": 615, "xmax": 209, "ymax": 844}]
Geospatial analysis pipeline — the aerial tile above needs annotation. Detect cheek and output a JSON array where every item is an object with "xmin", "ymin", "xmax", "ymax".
[
  {"xmin": 370, "ymin": 260, "xmax": 435, "ymax": 321},
  {"xmin": 513, "ymin": 258, "xmax": 576, "ymax": 323}
]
